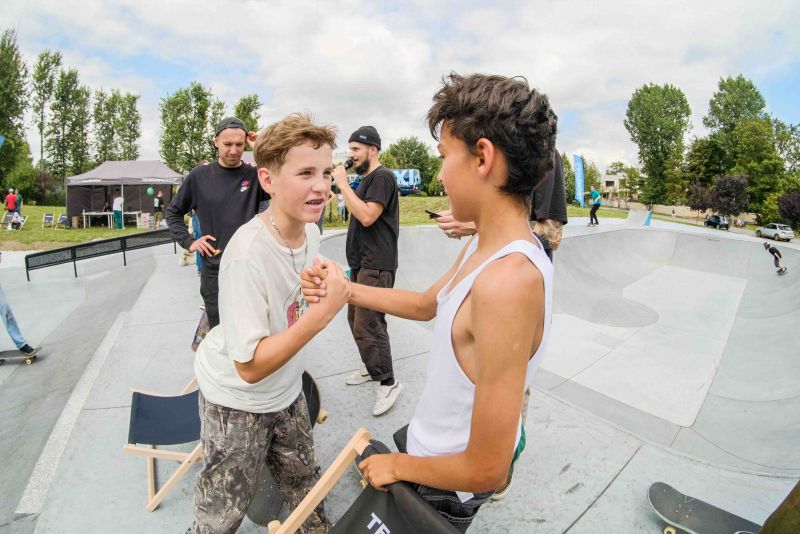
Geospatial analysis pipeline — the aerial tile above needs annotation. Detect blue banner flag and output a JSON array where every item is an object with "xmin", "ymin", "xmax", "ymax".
[
  {"xmin": 573, "ymin": 155, "xmax": 585, "ymax": 207},
  {"xmin": 0, "ymin": 134, "xmax": 5, "ymax": 150}
]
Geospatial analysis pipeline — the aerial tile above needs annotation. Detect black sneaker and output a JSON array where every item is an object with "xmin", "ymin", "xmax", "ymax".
[{"xmin": 19, "ymin": 344, "xmax": 37, "ymax": 356}]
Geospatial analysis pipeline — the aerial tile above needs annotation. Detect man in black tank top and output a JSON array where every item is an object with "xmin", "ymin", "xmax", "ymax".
[{"xmin": 333, "ymin": 126, "xmax": 402, "ymax": 417}]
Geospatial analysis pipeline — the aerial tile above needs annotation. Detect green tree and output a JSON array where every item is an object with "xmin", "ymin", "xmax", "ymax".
[
  {"xmin": 624, "ymin": 83, "xmax": 691, "ymax": 204},
  {"xmin": 31, "ymin": 50, "xmax": 62, "ymax": 166},
  {"xmin": 561, "ymin": 152, "xmax": 576, "ymax": 203},
  {"xmin": 684, "ymin": 137, "xmax": 726, "ymax": 188},
  {"xmin": 759, "ymin": 191, "xmax": 785, "ymax": 225},
  {"xmin": 93, "ymin": 89, "xmax": 119, "ymax": 162},
  {"xmin": 383, "ymin": 136, "xmax": 439, "ymax": 191},
  {"xmin": 116, "ymin": 92, "xmax": 141, "ymax": 160},
  {"xmin": 703, "ymin": 75, "xmax": 766, "ymax": 169},
  {"xmin": 5, "ymin": 141, "xmax": 37, "ymax": 200},
  {"xmin": 778, "ymin": 190, "xmax": 800, "ymax": 229},
  {"xmin": 0, "ymin": 29, "xmax": 29, "ymax": 182},
  {"xmin": 688, "ymin": 183, "xmax": 711, "ymax": 222},
  {"xmin": 731, "ymin": 117, "xmax": 783, "ymax": 213},
  {"xmin": 159, "ymin": 82, "xmax": 226, "ymax": 173},
  {"xmin": 425, "ymin": 154, "xmax": 443, "ymax": 195},
  {"xmin": 234, "ymin": 94, "xmax": 261, "ymax": 148},
  {"xmin": 711, "ymin": 174, "xmax": 749, "ymax": 218},
  {"xmin": 772, "ymin": 118, "xmax": 800, "ymax": 175},
  {"xmin": 621, "ymin": 166, "xmax": 644, "ymax": 199},
  {"xmin": 664, "ymin": 155, "xmax": 688, "ymax": 204},
  {"xmin": 46, "ymin": 68, "xmax": 92, "ymax": 179}
]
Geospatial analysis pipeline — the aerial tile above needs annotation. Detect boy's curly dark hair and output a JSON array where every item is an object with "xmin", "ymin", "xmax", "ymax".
[{"xmin": 427, "ymin": 73, "xmax": 557, "ymax": 209}]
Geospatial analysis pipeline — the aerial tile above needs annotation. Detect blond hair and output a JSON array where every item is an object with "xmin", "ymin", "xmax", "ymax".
[{"xmin": 253, "ymin": 113, "xmax": 337, "ymax": 171}]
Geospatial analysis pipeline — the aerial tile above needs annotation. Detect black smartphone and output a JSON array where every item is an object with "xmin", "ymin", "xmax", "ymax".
[{"xmin": 425, "ymin": 209, "xmax": 441, "ymax": 219}]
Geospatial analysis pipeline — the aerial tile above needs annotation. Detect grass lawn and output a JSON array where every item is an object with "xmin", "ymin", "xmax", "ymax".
[
  {"xmin": 0, "ymin": 205, "xmax": 150, "ymax": 250},
  {"xmin": 2, "ymin": 198, "xmax": 631, "ymax": 251}
]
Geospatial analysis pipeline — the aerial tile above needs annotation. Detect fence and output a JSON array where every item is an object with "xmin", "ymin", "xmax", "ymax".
[{"xmin": 24, "ymin": 229, "xmax": 177, "ymax": 281}]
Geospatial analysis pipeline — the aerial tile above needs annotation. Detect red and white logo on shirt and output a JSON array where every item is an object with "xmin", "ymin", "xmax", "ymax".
[{"xmin": 240, "ymin": 180, "xmax": 250, "ymax": 193}]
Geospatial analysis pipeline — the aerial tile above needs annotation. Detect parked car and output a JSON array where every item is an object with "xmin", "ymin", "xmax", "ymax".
[
  {"xmin": 756, "ymin": 223, "xmax": 795, "ymax": 241},
  {"xmin": 704, "ymin": 214, "xmax": 729, "ymax": 230}
]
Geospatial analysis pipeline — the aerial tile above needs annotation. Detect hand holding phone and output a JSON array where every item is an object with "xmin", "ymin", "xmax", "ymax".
[{"xmin": 425, "ymin": 209, "xmax": 441, "ymax": 219}]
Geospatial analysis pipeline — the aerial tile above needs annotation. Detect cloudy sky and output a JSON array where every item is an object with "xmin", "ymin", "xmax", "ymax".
[{"xmin": 3, "ymin": 0, "xmax": 799, "ymax": 172}]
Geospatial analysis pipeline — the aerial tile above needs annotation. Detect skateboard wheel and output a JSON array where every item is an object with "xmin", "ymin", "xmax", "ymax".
[
  {"xmin": 359, "ymin": 478, "xmax": 368, "ymax": 490},
  {"xmin": 316, "ymin": 409, "xmax": 328, "ymax": 424},
  {"xmin": 664, "ymin": 526, "xmax": 676, "ymax": 534},
  {"xmin": 25, "ymin": 358, "xmax": 32, "ymax": 365}
]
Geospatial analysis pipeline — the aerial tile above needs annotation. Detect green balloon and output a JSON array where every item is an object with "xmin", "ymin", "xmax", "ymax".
[{"xmin": 146, "ymin": 187, "xmax": 155, "ymax": 196}]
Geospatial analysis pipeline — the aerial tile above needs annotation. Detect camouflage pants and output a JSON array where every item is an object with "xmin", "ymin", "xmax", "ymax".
[{"xmin": 189, "ymin": 392, "xmax": 330, "ymax": 533}]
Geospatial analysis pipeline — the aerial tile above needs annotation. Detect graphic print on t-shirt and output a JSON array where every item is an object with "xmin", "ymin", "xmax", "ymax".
[
  {"xmin": 284, "ymin": 283, "xmax": 308, "ymax": 328},
  {"xmin": 240, "ymin": 180, "xmax": 251, "ymax": 193}
]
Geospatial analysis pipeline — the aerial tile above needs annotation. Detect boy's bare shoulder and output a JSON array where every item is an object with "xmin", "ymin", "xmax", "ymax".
[{"xmin": 473, "ymin": 252, "xmax": 543, "ymax": 297}]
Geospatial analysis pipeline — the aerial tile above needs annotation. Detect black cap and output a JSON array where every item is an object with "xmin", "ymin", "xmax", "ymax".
[
  {"xmin": 348, "ymin": 126, "xmax": 381, "ymax": 150},
  {"xmin": 214, "ymin": 117, "xmax": 247, "ymax": 137}
]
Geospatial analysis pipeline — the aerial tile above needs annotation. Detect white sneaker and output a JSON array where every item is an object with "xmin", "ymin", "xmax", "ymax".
[
  {"xmin": 372, "ymin": 381, "xmax": 403, "ymax": 416},
  {"xmin": 345, "ymin": 365, "xmax": 372, "ymax": 386},
  {"xmin": 490, "ymin": 477, "xmax": 513, "ymax": 501}
]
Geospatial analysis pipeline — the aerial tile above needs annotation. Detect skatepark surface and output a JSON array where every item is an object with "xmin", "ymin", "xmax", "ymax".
[{"xmin": 0, "ymin": 215, "xmax": 797, "ymax": 533}]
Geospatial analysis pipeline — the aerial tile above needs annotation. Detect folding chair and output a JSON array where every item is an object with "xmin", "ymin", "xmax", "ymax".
[
  {"xmin": 268, "ymin": 429, "xmax": 460, "ymax": 534},
  {"xmin": 42, "ymin": 212, "xmax": 55, "ymax": 228},
  {"xmin": 54, "ymin": 213, "xmax": 69, "ymax": 229},
  {"xmin": 122, "ymin": 378, "xmax": 202, "ymax": 512},
  {"xmin": 2, "ymin": 213, "xmax": 11, "ymax": 230},
  {"xmin": 16, "ymin": 215, "xmax": 27, "ymax": 230}
]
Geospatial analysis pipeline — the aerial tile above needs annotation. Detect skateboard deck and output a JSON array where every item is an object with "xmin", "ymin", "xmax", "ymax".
[
  {"xmin": 246, "ymin": 371, "xmax": 327, "ymax": 526},
  {"xmin": 778, "ymin": 267, "xmax": 788, "ymax": 275},
  {"xmin": 0, "ymin": 348, "xmax": 39, "ymax": 365},
  {"xmin": 191, "ymin": 311, "xmax": 210, "ymax": 352},
  {"xmin": 648, "ymin": 482, "xmax": 761, "ymax": 534}
]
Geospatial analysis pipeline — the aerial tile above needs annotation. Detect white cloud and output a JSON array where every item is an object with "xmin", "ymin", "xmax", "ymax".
[{"xmin": 3, "ymin": 0, "xmax": 799, "ymax": 171}]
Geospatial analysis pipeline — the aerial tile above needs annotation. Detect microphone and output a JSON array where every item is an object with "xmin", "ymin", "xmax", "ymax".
[{"xmin": 342, "ymin": 159, "xmax": 354, "ymax": 170}]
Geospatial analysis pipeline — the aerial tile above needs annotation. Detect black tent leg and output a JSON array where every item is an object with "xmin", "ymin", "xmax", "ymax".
[{"xmin": 123, "ymin": 249, "xmax": 127, "ymax": 266}]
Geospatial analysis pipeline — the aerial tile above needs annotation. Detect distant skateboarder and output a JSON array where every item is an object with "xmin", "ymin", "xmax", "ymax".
[{"xmin": 764, "ymin": 242, "xmax": 787, "ymax": 274}]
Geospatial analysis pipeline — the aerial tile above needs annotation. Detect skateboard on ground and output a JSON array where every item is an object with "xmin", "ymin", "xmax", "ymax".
[
  {"xmin": 191, "ymin": 311, "xmax": 210, "ymax": 352},
  {"xmin": 648, "ymin": 482, "xmax": 761, "ymax": 534},
  {"xmin": 0, "ymin": 348, "xmax": 39, "ymax": 365},
  {"xmin": 246, "ymin": 371, "xmax": 328, "ymax": 526},
  {"xmin": 777, "ymin": 266, "xmax": 788, "ymax": 275}
]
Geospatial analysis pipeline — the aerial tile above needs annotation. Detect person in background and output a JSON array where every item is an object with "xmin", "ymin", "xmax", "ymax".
[
  {"xmin": 112, "ymin": 190, "xmax": 124, "ymax": 229},
  {"xmin": 153, "ymin": 190, "xmax": 165, "ymax": 228},
  {"xmin": 333, "ymin": 125, "xmax": 403, "ymax": 417},
  {"xmin": 0, "ymin": 252, "xmax": 38, "ymax": 357},
  {"xmin": 166, "ymin": 117, "xmax": 267, "ymax": 329},
  {"xmin": 588, "ymin": 185, "xmax": 601, "ymax": 226}
]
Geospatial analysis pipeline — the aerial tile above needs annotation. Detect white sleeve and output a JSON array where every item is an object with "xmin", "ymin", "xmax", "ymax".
[{"xmin": 218, "ymin": 259, "xmax": 271, "ymax": 363}]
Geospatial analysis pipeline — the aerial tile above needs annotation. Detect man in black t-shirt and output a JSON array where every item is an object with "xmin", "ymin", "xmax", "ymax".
[
  {"xmin": 530, "ymin": 150, "xmax": 568, "ymax": 261},
  {"xmin": 167, "ymin": 117, "xmax": 268, "ymax": 328},
  {"xmin": 332, "ymin": 125, "xmax": 402, "ymax": 416}
]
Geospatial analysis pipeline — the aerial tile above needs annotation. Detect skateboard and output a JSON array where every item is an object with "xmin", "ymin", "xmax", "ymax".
[
  {"xmin": 246, "ymin": 371, "xmax": 328, "ymax": 526},
  {"xmin": 191, "ymin": 311, "xmax": 210, "ymax": 352},
  {"xmin": 648, "ymin": 482, "xmax": 761, "ymax": 534},
  {"xmin": 0, "ymin": 348, "xmax": 39, "ymax": 365},
  {"xmin": 777, "ymin": 267, "xmax": 788, "ymax": 275}
]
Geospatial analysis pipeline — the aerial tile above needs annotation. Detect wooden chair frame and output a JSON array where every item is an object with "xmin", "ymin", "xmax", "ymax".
[
  {"xmin": 122, "ymin": 377, "xmax": 201, "ymax": 512},
  {"xmin": 268, "ymin": 428, "xmax": 372, "ymax": 534}
]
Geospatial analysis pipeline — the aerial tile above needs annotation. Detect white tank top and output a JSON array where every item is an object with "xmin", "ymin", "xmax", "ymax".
[{"xmin": 406, "ymin": 236, "xmax": 553, "ymax": 458}]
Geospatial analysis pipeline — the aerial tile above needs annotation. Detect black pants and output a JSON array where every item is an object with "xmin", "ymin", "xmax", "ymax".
[
  {"xmin": 200, "ymin": 271, "xmax": 220, "ymax": 329},
  {"xmin": 347, "ymin": 267, "xmax": 395, "ymax": 382},
  {"xmin": 589, "ymin": 203, "xmax": 600, "ymax": 225}
]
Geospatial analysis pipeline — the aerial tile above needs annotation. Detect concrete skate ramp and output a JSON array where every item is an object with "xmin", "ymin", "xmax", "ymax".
[{"xmin": 321, "ymin": 227, "xmax": 800, "ymax": 474}]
